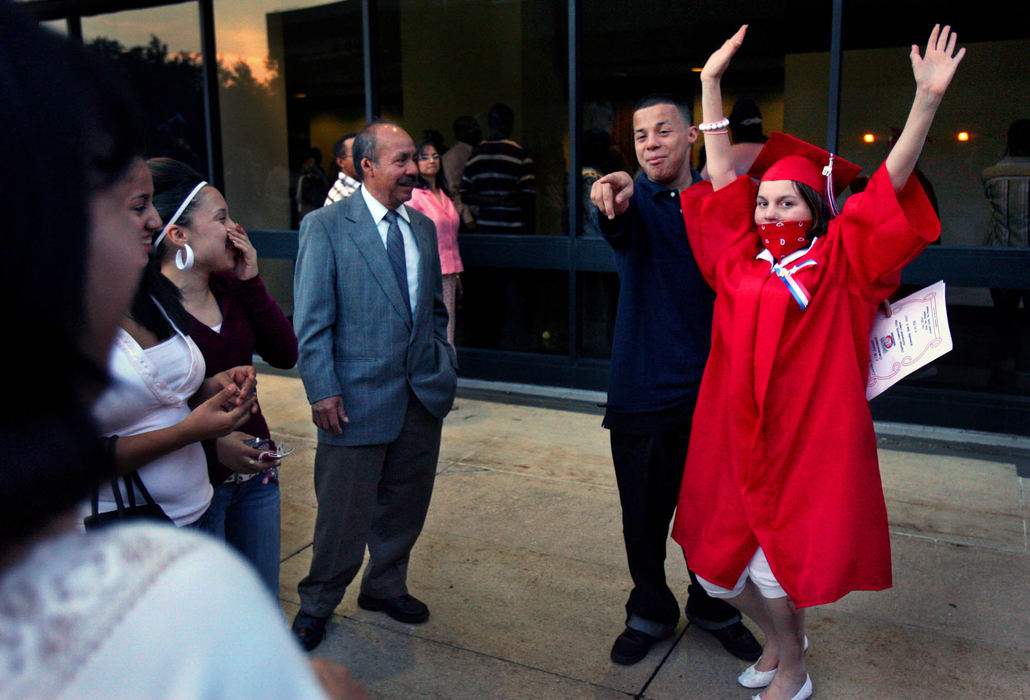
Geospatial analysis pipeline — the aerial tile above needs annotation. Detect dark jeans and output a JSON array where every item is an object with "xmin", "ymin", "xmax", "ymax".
[{"xmin": 610, "ymin": 419, "xmax": 739, "ymax": 637}]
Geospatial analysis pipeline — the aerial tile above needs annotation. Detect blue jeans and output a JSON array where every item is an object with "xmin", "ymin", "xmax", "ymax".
[{"xmin": 193, "ymin": 471, "xmax": 281, "ymax": 598}]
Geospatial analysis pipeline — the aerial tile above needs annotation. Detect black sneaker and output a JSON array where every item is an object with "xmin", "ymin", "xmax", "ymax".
[
  {"xmin": 291, "ymin": 611, "xmax": 328, "ymax": 651},
  {"xmin": 610, "ymin": 627, "xmax": 667, "ymax": 665},
  {"xmin": 703, "ymin": 620, "xmax": 762, "ymax": 661}
]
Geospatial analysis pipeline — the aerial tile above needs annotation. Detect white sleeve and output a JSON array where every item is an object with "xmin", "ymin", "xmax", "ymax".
[{"xmin": 67, "ymin": 531, "xmax": 327, "ymax": 700}]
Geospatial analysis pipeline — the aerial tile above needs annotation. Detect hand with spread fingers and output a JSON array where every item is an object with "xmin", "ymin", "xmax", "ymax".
[{"xmin": 911, "ymin": 24, "xmax": 965, "ymax": 100}]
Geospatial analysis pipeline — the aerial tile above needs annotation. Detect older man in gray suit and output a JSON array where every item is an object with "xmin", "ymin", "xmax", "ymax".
[{"xmin": 291, "ymin": 121, "xmax": 457, "ymax": 651}]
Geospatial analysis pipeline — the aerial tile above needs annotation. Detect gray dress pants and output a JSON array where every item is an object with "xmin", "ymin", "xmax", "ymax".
[{"xmin": 298, "ymin": 393, "xmax": 442, "ymax": 617}]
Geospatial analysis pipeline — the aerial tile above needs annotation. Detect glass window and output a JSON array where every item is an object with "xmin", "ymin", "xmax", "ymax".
[
  {"xmin": 214, "ymin": 0, "xmax": 368, "ymax": 315},
  {"xmin": 578, "ymin": 0, "xmax": 832, "ymax": 368},
  {"xmin": 40, "ymin": 19, "xmax": 67, "ymax": 35},
  {"xmin": 838, "ymin": 8, "xmax": 1030, "ymax": 396},
  {"xmin": 82, "ymin": 4, "xmax": 208, "ymax": 172},
  {"xmin": 457, "ymin": 269, "xmax": 569, "ymax": 355},
  {"xmin": 379, "ymin": 0, "xmax": 569, "ymax": 237},
  {"xmin": 577, "ymin": 271, "xmax": 619, "ymax": 359},
  {"xmin": 214, "ymin": 0, "xmax": 366, "ymax": 232}
]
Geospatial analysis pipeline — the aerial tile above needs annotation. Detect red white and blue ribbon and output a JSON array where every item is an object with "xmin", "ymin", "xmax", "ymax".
[{"xmin": 770, "ymin": 259, "xmax": 818, "ymax": 310}]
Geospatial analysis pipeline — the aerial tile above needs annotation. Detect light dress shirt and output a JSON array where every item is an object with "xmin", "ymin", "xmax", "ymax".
[
  {"xmin": 324, "ymin": 172, "xmax": 361, "ymax": 206},
  {"xmin": 360, "ymin": 184, "xmax": 420, "ymax": 314}
]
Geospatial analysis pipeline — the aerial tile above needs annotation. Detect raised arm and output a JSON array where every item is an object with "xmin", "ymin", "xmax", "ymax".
[
  {"xmin": 699, "ymin": 25, "xmax": 747, "ymax": 191},
  {"xmin": 885, "ymin": 24, "xmax": 965, "ymax": 192}
]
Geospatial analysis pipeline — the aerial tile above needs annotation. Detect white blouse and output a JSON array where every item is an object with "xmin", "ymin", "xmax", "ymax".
[
  {"xmin": 0, "ymin": 525, "xmax": 327, "ymax": 699},
  {"xmin": 91, "ymin": 321, "xmax": 212, "ymax": 526}
]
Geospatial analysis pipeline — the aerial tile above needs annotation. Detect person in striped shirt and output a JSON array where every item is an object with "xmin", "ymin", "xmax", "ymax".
[{"xmin": 460, "ymin": 103, "xmax": 535, "ymax": 234}]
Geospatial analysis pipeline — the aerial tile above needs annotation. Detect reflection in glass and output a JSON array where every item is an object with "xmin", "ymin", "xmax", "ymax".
[
  {"xmin": 213, "ymin": 0, "xmax": 367, "ymax": 315},
  {"xmin": 40, "ymin": 19, "xmax": 67, "ymax": 35},
  {"xmin": 380, "ymin": 0, "xmax": 569, "ymax": 236},
  {"xmin": 215, "ymin": 0, "xmax": 366, "ymax": 232},
  {"xmin": 82, "ymin": 4, "xmax": 207, "ymax": 172}
]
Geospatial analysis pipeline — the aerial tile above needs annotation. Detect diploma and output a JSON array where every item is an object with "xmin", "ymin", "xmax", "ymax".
[{"xmin": 866, "ymin": 280, "xmax": 952, "ymax": 400}]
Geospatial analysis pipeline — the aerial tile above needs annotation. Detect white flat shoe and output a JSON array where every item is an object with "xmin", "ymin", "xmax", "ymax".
[
  {"xmin": 751, "ymin": 674, "xmax": 812, "ymax": 700},
  {"xmin": 739, "ymin": 638, "xmax": 809, "ymax": 690},
  {"xmin": 738, "ymin": 663, "xmax": 776, "ymax": 688}
]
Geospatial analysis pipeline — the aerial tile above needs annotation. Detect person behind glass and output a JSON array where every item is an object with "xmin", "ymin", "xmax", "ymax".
[
  {"xmin": 0, "ymin": 6, "xmax": 361, "ymax": 697},
  {"xmin": 297, "ymin": 147, "xmax": 330, "ymax": 221},
  {"xmin": 150, "ymin": 157, "xmax": 299, "ymax": 595},
  {"xmin": 460, "ymin": 103, "xmax": 535, "ymax": 234},
  {"xmin": 982, "ymin": 119, "xmax": 1030, "ymax": 387},
  {"xmin": 408, "ymin": 139, "xmax": 464, "ymax": 348},
  {"xmin": 588, "ymin": 94, "xmax": 760, "ymax": 666},
  {"xmin": 325, "ymin": 132, "xmax": 360, "ymax": 205},
  {"xmin": 671, "ymin": 26, "xmax": 962, "ymax": 700},
  {"xmin": 983, "ymin": 119, "xmax": 1030, "ymax": 305},
  {"xmin": 442, "ymin": 116, "xmax": 481, "ymax": 231}
]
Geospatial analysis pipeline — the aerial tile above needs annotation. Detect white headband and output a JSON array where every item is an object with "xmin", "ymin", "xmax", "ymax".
[{"xmin": 152, "ymin": 180, "xmax": 208, "ymax": 250}]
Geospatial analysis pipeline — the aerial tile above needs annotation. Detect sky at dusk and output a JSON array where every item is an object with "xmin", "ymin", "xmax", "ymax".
[{"xmin": 79, "ymin": 0, "xmax": 341, "ymax": 83}]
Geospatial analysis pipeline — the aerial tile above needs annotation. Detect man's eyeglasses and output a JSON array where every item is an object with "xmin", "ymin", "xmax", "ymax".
[{"xmin": 417, "ymin": 153, "xmax": 441, "ymax": 161}]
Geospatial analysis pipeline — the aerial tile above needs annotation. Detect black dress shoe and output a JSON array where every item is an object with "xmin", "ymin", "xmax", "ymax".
[
  {"xmin": 703, "ymin": 620, "xmax": 762, "ymax": 661},
  {"xmin": 610, "ymin": 627, "xmax": 668, "ymax": 665},
  {"xmin": 357, "ymin": 593, "xmax": 430, "ymax": 624},
  {"xmin": 291, "ymin": 611, "xmax": 328, "ymax": 651}
]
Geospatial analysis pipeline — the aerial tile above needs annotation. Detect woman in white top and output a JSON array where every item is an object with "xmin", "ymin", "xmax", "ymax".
[
  {"xmin": 90, "ymin": 226, "xmax": 257, "ymax": 525},
  {"xmin": 0, "ymin": 10, "xmax": 362, "ymax": 698},
  {"xmin": 90, "ymin": 258, "xmax": 258, "ymax": 525}
]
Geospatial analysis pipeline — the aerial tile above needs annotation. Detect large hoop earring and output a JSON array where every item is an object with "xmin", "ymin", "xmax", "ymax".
[{"xmin": 175, "ymin": 244, "xmax": 195, "ymax": 270}]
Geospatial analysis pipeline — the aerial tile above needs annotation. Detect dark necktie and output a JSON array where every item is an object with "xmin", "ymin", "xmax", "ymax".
[{"xmin": 384, "ymin": 209, "xmax": 411, "ymax": 317}]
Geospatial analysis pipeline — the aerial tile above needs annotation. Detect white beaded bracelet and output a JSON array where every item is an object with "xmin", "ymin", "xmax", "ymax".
[{"xmin": 698, "ymin": 118, "xmax": 730, "ymax": 132}]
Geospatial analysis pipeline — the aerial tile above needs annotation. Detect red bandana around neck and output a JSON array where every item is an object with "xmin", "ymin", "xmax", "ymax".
[{"xmin": 758, "ymin": 220, "xmax": 813, "ymax": 260}]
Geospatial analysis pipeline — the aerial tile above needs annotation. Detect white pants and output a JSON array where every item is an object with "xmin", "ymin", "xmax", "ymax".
[{"xmin": 696, "ymin": 547, "xmax": 786, "ymax": 599}]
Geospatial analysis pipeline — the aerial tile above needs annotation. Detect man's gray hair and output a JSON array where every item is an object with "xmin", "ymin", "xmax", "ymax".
[{"xmin": 351, "ymin": 120, "xmax": 400, "ymax": 182}]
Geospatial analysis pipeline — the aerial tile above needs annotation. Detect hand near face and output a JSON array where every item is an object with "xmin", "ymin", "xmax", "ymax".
[{"xmin": 228, "ymin": 223, "xmax": 260, "ymax": 281}]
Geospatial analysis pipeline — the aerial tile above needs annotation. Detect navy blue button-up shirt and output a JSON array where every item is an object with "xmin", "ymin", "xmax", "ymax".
[{"xmin": 599, "ymin": 171, "xmax": 715, "ymax": 416}]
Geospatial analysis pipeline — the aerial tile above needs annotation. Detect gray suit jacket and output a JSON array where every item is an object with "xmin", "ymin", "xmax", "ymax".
[{"xmin": 294, "ymin": 190, "xmax": 457, "ymax": 446}]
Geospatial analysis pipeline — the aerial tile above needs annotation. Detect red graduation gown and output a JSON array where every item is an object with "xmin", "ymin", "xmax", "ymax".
[{"xmin": 671, "ymin": 165, "xmax": 939, "ymax": 608}]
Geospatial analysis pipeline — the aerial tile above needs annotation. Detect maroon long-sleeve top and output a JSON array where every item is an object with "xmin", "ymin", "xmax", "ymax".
[{"xmin": 190, "ymin": 272, "xmax": 298, "ymax": 485}]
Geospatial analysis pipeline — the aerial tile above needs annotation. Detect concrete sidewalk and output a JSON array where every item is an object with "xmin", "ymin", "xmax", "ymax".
[{"xmin": 260, "ymin": 374, "xmax": 1030, "ymax": 699}]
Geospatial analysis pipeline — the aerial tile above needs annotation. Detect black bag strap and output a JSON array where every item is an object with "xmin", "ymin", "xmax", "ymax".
[
  {"xmin": 128, "ymin": 471, "xmax": 159, "ymax": 507},
  {"xmin": 122, "ymin": 474, "xmax": 137, "ymax": 508},
  {"xmin": 91, "ymin": 436, "xmax": 121, "ymax": 517}
]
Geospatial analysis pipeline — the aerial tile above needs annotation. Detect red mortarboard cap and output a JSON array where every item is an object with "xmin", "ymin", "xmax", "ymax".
[{"xmin": 748, "ymin": 132, "xmax": 862, "ymax": 198}]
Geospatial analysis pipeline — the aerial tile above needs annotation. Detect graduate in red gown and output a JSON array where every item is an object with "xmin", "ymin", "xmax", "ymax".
[{"xmin": 669, "ymin": 25, "xmax": 965, "ymax": 700}]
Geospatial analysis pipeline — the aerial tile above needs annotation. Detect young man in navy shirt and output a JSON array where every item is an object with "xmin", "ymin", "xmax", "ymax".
[{"xmin": 590, "ymin": 94, "xmax": 760, "ymax": 666}]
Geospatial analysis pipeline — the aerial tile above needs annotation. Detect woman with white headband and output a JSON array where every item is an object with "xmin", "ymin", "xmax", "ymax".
[
  {"xmin": 90, "ymin": 172, "xmax": 260, "ymax": 528},
  {"xmin": 148, "ymin": 157, "xmax": 298, "ymax": 596}
]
